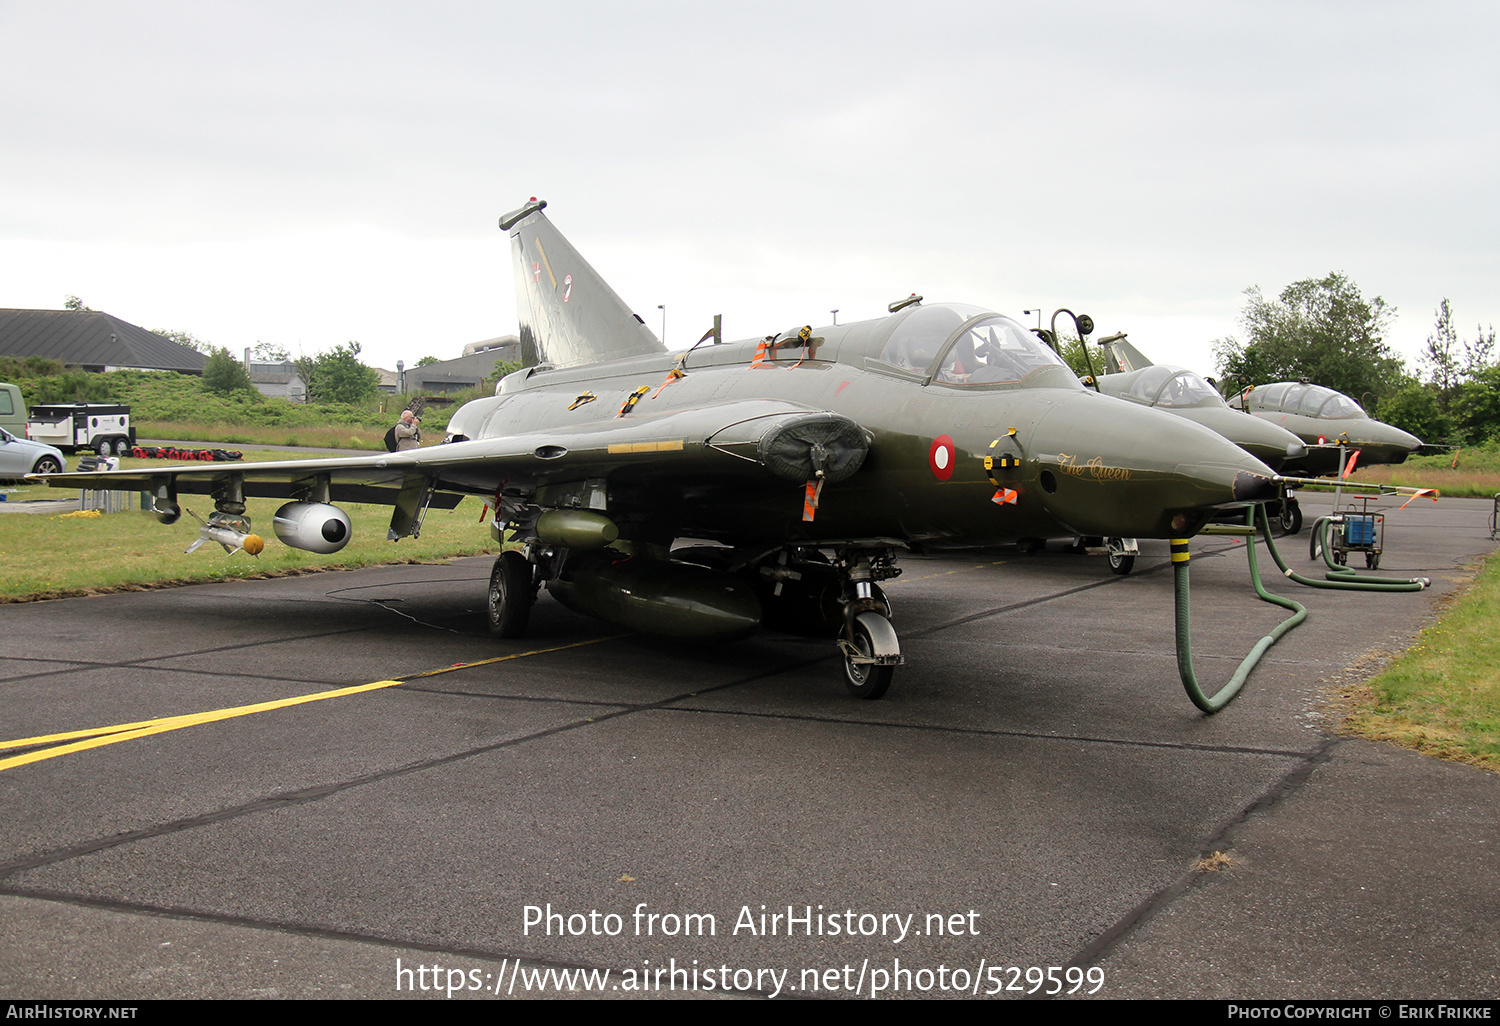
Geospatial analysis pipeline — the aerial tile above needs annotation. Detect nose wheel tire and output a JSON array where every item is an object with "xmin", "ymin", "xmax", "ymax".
[
  {"xmin": 1107, "ymin": 550, "xmax": 1135, "ymax": 575},
  {"xmin": 1278, "ymin": 499, "xmax": 1302, "ymax": 535},
  {"xmin": 487, "ymin": 551, "xmax": 534, "ymax": 638},
  {"xmin": 843, "ymin": 617, "xmax": 894, "ymax": 700}
]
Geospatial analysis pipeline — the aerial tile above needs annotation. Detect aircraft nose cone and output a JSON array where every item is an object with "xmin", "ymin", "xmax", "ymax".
[{"xmin": 1027, "ymin": 394, "xmax": 1277, "ymax": 538}]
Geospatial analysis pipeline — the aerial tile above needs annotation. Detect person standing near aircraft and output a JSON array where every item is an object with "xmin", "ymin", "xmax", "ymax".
[{"xmin": 394, "ymin": 409, "xmax": 421, "ymax": 451}]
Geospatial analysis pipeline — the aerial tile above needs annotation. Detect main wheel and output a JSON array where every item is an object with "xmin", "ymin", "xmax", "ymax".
[
  {"xmin": 1107, "ymin": 550, "xmax": 1135, "ymax": 575},
  {"xmin": 843, "ymin": 617, "xmax": 893, "ymax": 700},
  {"xmin": 487, "ymin": 551, "xmax": 534, "ymax": 638},
  {"xmin": 1278, "ymin": 499, "xmax": 1303, "ymax": 535},
  {"xmin": 31, "ymin": 456, "xmax": 62, "ymax": 475}
]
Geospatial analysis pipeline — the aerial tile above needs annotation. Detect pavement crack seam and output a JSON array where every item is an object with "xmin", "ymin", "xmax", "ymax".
[
  {"xmin": 0, "ymin": 887, "xmax": 780, "ymax": 998},
  {"xmin": 656, "ymin": 705, "xmax": 1310, "ymax": 758},
  {"xmin": 1059, "ymin": 733, "xmax": 1341, "ymax": 977},
  {"xmin": 0, "ymin": 625, "xmax": 377, "ymax": 688}
]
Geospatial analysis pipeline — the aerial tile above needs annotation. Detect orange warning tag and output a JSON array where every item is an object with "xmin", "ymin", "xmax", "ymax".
[{"xmin": 802, "ymin": 481, "xmax": 819, "ymax": 521}]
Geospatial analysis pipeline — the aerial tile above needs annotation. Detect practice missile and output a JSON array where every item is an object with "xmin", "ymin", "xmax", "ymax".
[{"xmin": 184, "ymin": 510, "xmax": 264, "ymax": 556}]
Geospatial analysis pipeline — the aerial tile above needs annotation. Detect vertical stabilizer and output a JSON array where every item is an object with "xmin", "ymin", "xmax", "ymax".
[
  {"xmin": 501, "ymin": 199, "xmax": 665, "ymax": 369},
  {"xmin": 1098, "ymin": 335, "xmax": 1155, "ymax": 374}
]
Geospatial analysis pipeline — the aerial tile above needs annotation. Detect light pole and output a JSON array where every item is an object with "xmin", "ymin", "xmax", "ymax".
[
  {"xmin": 658, "ymin": 305, "xmax": 666, "ymax": 345},
  {"xmin": 1023, "ymin": 308, "xmax": 1042, "ymax": 330}
]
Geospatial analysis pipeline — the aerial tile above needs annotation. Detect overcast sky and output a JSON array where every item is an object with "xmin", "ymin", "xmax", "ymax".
[{"xmin": 2, "ymin": 0, "xmax": 1496, "ymax": 376}]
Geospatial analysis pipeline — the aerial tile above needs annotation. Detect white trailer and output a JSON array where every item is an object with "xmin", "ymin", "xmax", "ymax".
[{"xmin": 25, "ymin": 403, "xmax": 135, "ymax": 455}]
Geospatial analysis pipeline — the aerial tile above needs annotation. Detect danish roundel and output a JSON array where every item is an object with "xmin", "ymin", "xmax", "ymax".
[{"xmin": 928, "ymin": 434, "xmax": 956, "ymax": 481}]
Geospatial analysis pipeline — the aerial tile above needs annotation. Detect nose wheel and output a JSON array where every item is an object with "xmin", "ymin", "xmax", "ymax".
[
  {"xmin": 824, "ymin": 545, "xmax": 905, "ymax": 699},
  {"xmin": 1278, "ymin": 496, "xmax": 1303, "ymax": 535},
  {"xmin": 840, "ymin": 611, "xmax": 900, "ymax": 699},
  {"xmin": 1106, "ymin": 537, "xmax": 1138, "ymax": 575}
]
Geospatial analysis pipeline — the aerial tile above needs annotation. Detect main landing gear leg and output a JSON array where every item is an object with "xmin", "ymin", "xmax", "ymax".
[
  {"xmin": 488, "ymin": 550, "xmax": 536, "ymax": 638},
  {"xmin": 835, "ymin": 550, "xmax": 903, "ymax": 699}
]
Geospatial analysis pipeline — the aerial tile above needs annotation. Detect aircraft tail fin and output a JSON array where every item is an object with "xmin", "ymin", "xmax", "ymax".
[
  {"xmin": 501, "ymin": 199, "xmax": 666, "ymax": 369},
  {"xmin": 1099, "ymin": 335, "xmax": 1155, "ymax": 374}
]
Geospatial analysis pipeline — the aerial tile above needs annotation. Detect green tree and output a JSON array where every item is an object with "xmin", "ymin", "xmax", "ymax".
[
  {"xmin": 1452, "ymin": 366, "xmax": 1500, "ymax": 444},
  {"xmin": 296, "ymin": 342, "xmax": 380, "ymax": 404},
  {"xmin": 1213, "ymin": 272, "xmax": 1405, "ymax": 403},
  {"xmin": 63, "ymin": 295, "xmax": 91, "ymax": 311},
  {"xmin": 202, "ymin": 346, "xmax": 256, "ymax": 395},
  {"xmin": 1376, "ymin": 381, "xmax": 1453, "ymax": 444},
  {"xmin": 1464, "ymin": 322, "xmax": 1496, "ymax": 378},
  {"xmin": 1421, "ymin": 299, "xmax": 1461, "ymax": 401},
  {"xmin": 486, "ymin": 360, "xmax": 523, "ymax": 391},
  {"xmin": 415, "ymin": 355, "xmax": 440, "ymax": 366},
  {"xmin": 253, "ymin": 342, "xmax": 290, "ymax": 363}
]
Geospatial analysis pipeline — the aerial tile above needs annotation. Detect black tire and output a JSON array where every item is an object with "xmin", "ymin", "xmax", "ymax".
[
  {"xmin": 1334, "ymin": 551, "xmax": 1348, "ymax": 567},
  {"xmin": 95, "ymin": 438, "xmax": 113, "ymax": 456},
  {"xmin": 487, "ymin": 551, "xmax": 533, "ymax": 638},
  {"xmin": 1366, "ymin": 551, "xmax": 1380, "ymax": 570},
  {"xmin": 114, "ymin": 438, "xmax": 131, "ymax": 456},
  {"xmin": 1107, "ymin": 550, "xmax": 1135, "ymax": 575},
  {"xmin": 1279, "ymin": 499, "xmax": 1303, "ymax": 535},
  {"xmin": 843, "ymin": 617, "xmax": 893, "ymax": 700},
  {"xmin": 31, "ymin": 456, "xmax": 62, "ymax": 475}
]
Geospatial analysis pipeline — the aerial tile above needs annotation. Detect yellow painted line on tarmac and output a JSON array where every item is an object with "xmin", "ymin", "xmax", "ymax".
[{"xmin": 0, "ymin": 635, "xmax": 624, "ymax": 774}]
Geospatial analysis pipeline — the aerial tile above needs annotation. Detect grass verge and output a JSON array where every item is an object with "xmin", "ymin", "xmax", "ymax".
[
  {"xmin": 0, "ymin": 447, "xmax": 497, "ymax": 601},
  {"xmin": 134, "ymin": 421, "xmax": 388, "ymax": 451},
  {"xmin": 1349, "ymin": 449, "xmax": 1500, "ymax": 498},
  {"xmin": 1338, "ymin": 551, "xmax": 1500, "ymax": 774}
]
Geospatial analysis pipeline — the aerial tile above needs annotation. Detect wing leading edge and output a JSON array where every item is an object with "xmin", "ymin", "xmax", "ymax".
[{"xmin": 33, "ymin": 399, "xmax": 870, "ymax": 538}]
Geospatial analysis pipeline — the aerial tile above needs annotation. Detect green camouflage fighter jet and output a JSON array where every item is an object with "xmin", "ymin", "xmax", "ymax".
[
  {"xmin": 36, "ymin": 199, "xmax": 1278, "ymax": 700},
  {"xmin": 1092, "ymin": 334, "xmax": 1308, "ymax": 472},
  {"xmin": 1234, "ymin": 380, "xmax": 1423, "ymax": 478}
]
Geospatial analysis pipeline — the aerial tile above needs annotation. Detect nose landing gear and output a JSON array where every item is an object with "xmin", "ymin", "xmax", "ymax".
[{"xmin": 834, "ymin": 548, "xmax": 903, "ymax": 699}]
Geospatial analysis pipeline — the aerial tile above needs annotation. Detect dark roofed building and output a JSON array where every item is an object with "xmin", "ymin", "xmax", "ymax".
[
  {"xmin": 406, "ymin": 335, "xmax": 521, "ymax": 394},
  {"xmin": 0, "ymin": 309, "xmax": 207, "ymax": 374}
]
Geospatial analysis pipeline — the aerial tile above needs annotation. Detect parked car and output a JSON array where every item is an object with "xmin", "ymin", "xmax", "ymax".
[{"xmin": 0, "ymin": 427, "xmax": 66, "ymax": 480}]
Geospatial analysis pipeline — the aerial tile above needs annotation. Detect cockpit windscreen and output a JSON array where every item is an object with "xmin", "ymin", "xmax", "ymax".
[{"xmin": 931, "ymin": 315, "xmax": 1068, "ymax": 385}]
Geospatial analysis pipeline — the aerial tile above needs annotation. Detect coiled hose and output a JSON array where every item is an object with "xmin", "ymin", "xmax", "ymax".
[
  {"xmin": 1269, "ymin": 509, "xmax": 1429, "ymax": 591},
  {"xmin": 1174, "ymin": 509, "xmax": 1307, "ymax": 714}
]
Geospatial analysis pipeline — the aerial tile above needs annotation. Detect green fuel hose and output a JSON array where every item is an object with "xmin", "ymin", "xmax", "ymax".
[
  {"xmin": 1261, "ymin": 508, "xmax": 1429, "ymax": 592},
  {"xmin": 1173, "ymin": 511, "xmax": 1307, "ymax": 714}
]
